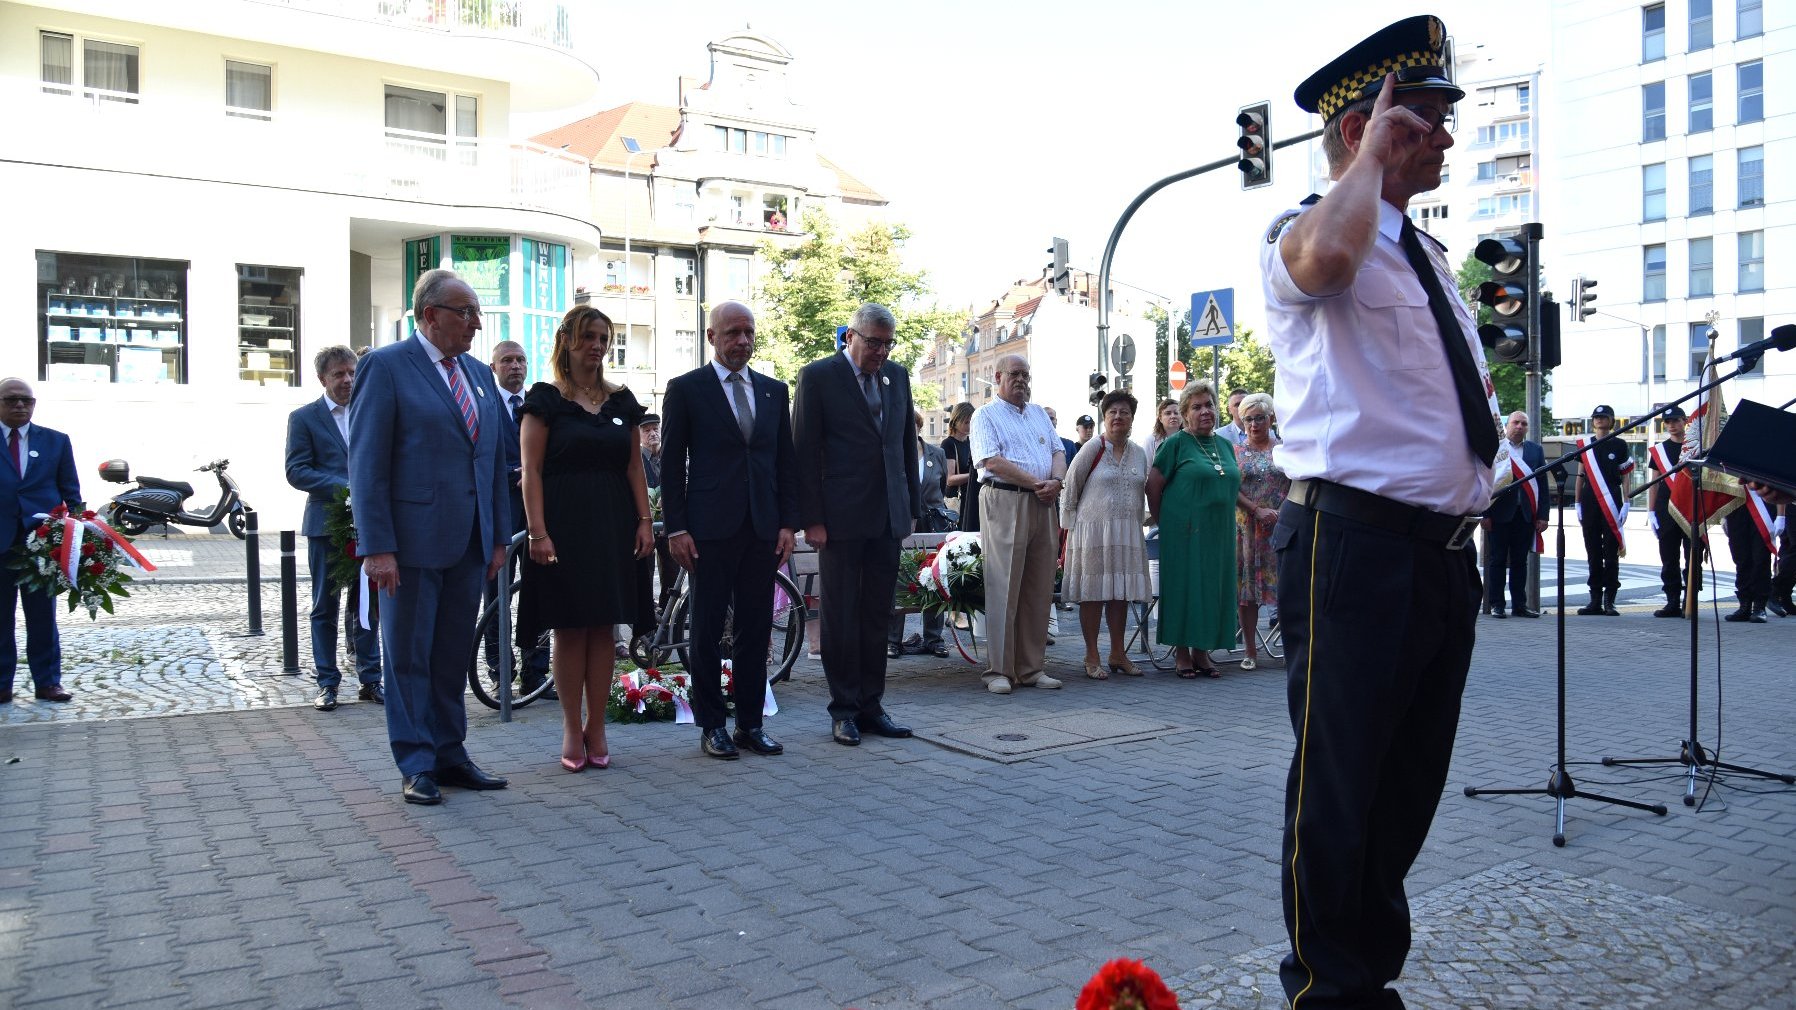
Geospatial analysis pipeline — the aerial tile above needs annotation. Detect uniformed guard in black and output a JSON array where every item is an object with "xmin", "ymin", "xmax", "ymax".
[
  {"xmin": 1574, "ymin": 405, "xmax": 1631, "ymax": 616},
  {"xmin": 1648, "ymin": 405, "xmax": 1691, "ymax": 617}
]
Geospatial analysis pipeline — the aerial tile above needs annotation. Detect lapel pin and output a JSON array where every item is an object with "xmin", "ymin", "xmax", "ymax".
[
  {"xmin": 476, "ymin": 386, "xmax": 485, "ymax": 397},
  {"xmin": 28, "ymin": 450, "xmax": 39, "ymax": 458},
  {"xmin": 881, "ymin": 375, "xmax": 890, "ymax": 386},
  {"xmin": 612, "ymin": 417, "xmax": 623, "ymax": 426}
]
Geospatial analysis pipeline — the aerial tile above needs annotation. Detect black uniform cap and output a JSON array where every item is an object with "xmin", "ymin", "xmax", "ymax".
[
  {"xmin": 1663, "ymin": 405, "xmax": 1687, "ymax": 421},
  {"xmin": 1591, "ymin": 404, "xmax": 1616, "ymax": 419},
  {"xmin": 1294, "ymin": 14, "xmax": 1463, "ymax": 122}
]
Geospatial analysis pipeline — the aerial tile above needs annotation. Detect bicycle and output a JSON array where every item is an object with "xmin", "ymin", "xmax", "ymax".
[
  {"xmin": 466, "ymin": 548, "xmax": 557, "ymax": 711},
  {"xmin": 629, "ymin": 549, "xmax": 807, "ymax": 686}
]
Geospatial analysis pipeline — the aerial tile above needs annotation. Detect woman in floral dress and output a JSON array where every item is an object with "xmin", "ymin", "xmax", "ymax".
[{"xmin": 1232, "ymin": 393, "xmax": 1288, "ymax": 670}]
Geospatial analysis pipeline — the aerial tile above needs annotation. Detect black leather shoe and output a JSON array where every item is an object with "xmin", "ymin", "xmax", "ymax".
[
  {"xmin": 1724, "ymin": 606, "xmax": 1753, "ymax": 623},
  {"xmin": 1767, "ymin": 598, "xmax": 1790, "ymax": 618},
  {"xmin": 1488, "ymin": 609, "xmax": 1507, "ymax": 619},
  {"xmin": 701, "ymin": 727, "xmax": 740, "ymax": 760},
  {"xmin": 313, "ymin": 688, "xmax": 338, "ymax": 711},
  {"xmin": 34, "ymin": 685, "xmax": 72, "ymax": 702},
  {"xmin": 1576, "ymin": 601, "xmax": 1602, "ymax": 616},
  {"xmin": 402, "ymin": 773, "xmax": 441, "ymax": 805},
  {"xmin": 357, "ymin": 683, "xmax": 384, "ymax": 705},
  {"xmin": 930, "ymin": 643, "xmax": 950, "ymax": 657},
  {"xmin": 436, "ymin": 761, "xmax": 508, "ymax": 790},
  {"xmin": 733, "ymin": 727, "xmax": 784, "ymax": 755},
  {"xmin": 1747, "ymin": 605, "xmax": 1768, "ymax": 624},
  {"xmin": 1512, "ymin": 607, "xmax": 1540, "ymax": 618},
  {"xmin": 832, "ymin": 719, "xmax": 861, "ymax": 746},
  {"xmin": 886, "ymin": 643, "xmax": 903, "ymax": 659},
  {"xmin": 0, "ymin": 689, "xmax": 12, "ymax": 703},
  {"xmin": 863, "ymin": 713, "xmax": 912, "ymax": 738}
]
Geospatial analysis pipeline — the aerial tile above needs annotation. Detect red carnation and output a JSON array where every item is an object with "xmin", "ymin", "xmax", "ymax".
[
  {"xmin": 81, "ymin": 543, "xmax": 96, "ymax": 557},
  {"xmin": 624, "ymin": 687, "xmax": 643, "ymax": 706},
  {"xmin": 35, "ymin": 524, "xmax": 50, "ymax": 538},
  {"xmin": 646, "ymin": 669, "xmax": 661, "ymax": 681},
  {"xmin": 87, "ymin": 561, "xmax": 106, "ymax": 576},
  {"xmin": 1076, "ymin": 959, "xmax": 1180, "ymax": 1010}
]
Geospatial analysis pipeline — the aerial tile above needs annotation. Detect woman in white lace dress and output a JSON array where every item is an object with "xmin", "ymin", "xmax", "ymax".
[{"xmin": 1060, "ymin": 391, "xmax": 1153, "ymax": 679}]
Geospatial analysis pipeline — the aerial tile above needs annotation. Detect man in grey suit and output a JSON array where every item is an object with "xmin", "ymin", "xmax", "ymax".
[
  {"xmin": 888, "ymin": 407, "xmax": 950, "ymax": 658},
  {"xmin": 794, "ymin": 302, "xmax": 922, "ymax": 746},
  {"xmin": 285, "ymin": 345, "xmax": 381, "ymax": 712},
  {"xmin": 350, "ymin": 269, "xmax": 511, "ymax": 806}
]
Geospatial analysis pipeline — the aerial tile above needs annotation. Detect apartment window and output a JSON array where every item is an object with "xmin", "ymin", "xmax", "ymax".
[
  {"xmin": 1689, "ymin": 324, "xmax": 1712, "ymax": 377},
  {"xmin": 1739, "ymin": 0, "xmax": 1762, "ymax": 38},
  {"xmin": 672, "ymin": 329, "xmax": 697, "ymax": 366},
  {"xmin": 725, "ymin": 257, "xmax": 750, "ymax": 300},
  {"xmin": 1475, "ymin": 193, "xmax": 1531, "ymax": 218},
  {"xmin": 1643, "ymin": 82, "xmax": 1666, "ymax": 141},
  {"xmin": 672, "ymin": 258, "xmax": 696, "ymax": 296},
  {"xmin": 1477, "ymin": 161, "xmax": 1497, "ymax": 182},
  {"xmin": 224, "ymin": 60, "xmax": 272, "ymax": 120},
  {"xmin": 1690, "ymin": 0, "xmax": 1712, "ymax": 51},
  {"xmin": 384, "ymin": 85, "xmax": 476, "ymax": 155},
  {"xmin": 1651, "ymin": 325, "xmax": 1667, "ymax": 381},
  {"xmin": 1644, "ymin": 244, "xmax": 1667, "ymax": 302},
  {"xmin": 1517, "ymin": 83, "xmax": 1531, "ymax": 113},
  {"xmin": 1643, "ymin": 163, "xmax": 1667, "ymax": 220},
  {"xmin": 1689, "ymin": 154, "xmax": 1713, "ymax": 215},
  {"xmin": 1643, "ymin": 3, "xmax": 1665, "ymax": 61},
  {"xmin": 1474, "ymin": 121, "xmax": 1530, "ymax": 146},
  {"xmin": 1738, "ymin": 146, "xmax": 1764, "ymax": 207},
  {"xmin": 1739, "ymin": 231, "xmax": 1764, "ymax": 291},
  {"xmin": 1688, "ymin": 72, "xmax": 1712, "ymax": 133},
  {"xmin": 1738, "ymin": 61, "xmax": 1763, "ymax": 124},
  {"xmin": 1688, "ymin": 237, "xmax": 1713, "ymax": 297},
  {"xmin": 762, "ymin": 194, "xmax": 789, "ymax": 230},
  {"xmin": 1738, "ymin": 318, "xmax": 1765, "ymax": 374},
  {"xmin": 608, "ymin": 329, "xmax": 628, "ymax": 370},
  {"xmin": 40, "ymin": 32, "xmax": 139, "ymax": 104}
]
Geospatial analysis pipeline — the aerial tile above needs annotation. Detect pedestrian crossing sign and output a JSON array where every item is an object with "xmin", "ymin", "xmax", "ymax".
[{"xmin": 1190, "ymin": 288, "xmax": 1235, "ymax": 347}]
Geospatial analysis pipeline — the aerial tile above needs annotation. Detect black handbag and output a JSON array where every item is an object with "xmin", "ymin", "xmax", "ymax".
[{"xmin": 924, "ymin": 505, "xmax": 959, "ymax": 533}]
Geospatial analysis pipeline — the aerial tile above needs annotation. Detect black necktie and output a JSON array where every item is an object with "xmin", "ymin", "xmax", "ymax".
[{"xmin": 1399, "ymin": 219, "xmax": 1498, "ymax": 468}]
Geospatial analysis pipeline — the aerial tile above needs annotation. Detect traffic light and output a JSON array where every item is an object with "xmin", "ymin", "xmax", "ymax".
[
  {"xmin": 1237, "ymin": 103, "xmax": 1271, "ymax": 189},
  {"xmin": 1048, "ymin": 238, "xmax": 1070, "ymax": 295},
  {"xmin": 1474, "ymin": 234, "xmax": 1533, "ymax": 365},
  {"xmin": 1570, "ymin": 275, "xmax": 1598, "ymax": 322},
  {"xmin": 1538, "ymin": 296, "xmax": 1562, "ymax": 372},
  {"xmin": 1088, "ymin": 371, "xmax": 1108, "ymax": 406}
]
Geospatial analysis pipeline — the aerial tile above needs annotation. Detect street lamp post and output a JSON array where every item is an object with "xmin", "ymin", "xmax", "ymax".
[{"xmin": 621, "ymin": 136, "xmax": 645, "ymax": 366}]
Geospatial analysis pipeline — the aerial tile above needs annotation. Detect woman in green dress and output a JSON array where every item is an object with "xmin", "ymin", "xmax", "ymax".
[{"xmin": 1147, "ymin": 380, "xmax": 1241, "ymax": 677}]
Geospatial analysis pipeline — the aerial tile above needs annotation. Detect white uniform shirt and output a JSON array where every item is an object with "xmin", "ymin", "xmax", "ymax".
[
  {"xmin": 321, "ymin": 395, "xmax": 349, "ymax": 443},
  {"xmin": 970, "ymin": 400, "xmax": 1059, "ymax": 483},
  {"xmin": 1260, "ymin": 199, "xmax": 1496, "ymax": 515}
]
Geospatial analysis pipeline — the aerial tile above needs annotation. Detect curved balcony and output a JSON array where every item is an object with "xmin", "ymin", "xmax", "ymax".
[{"xmin": 269, "ymin": 0, "xmax": 574, "ymax": 49}]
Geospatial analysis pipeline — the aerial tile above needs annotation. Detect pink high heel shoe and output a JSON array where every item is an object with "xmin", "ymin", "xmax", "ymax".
[
  {"xmin": 559, "ymin": 754, "xmax": 586, "ymax": 773},
  {"xmin": 586, "ymin": 753, "xmax": 610, "ymax": 770}
]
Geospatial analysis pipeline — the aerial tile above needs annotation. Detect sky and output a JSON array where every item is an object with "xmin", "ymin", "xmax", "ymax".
[{"xmin": 552, "ymin": 0, "xmax": 1550, "ymax": 335}]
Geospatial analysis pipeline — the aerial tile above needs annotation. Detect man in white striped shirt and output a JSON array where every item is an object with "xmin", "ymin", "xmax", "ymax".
[{"xmin": 969, "ymin": 354, "xmax": 1065, "ymax": 694}]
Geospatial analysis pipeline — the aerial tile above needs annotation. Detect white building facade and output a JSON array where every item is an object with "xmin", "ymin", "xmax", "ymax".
[
  {"xmin": 1549, "ymin": 0, "xmax": 1791, "ymax": 427},
  {"xmin": 1, "ymin": 0, "xmax": 602, "ymax": 530}
]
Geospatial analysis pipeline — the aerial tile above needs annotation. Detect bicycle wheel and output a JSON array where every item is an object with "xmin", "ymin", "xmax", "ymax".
[
  {"xmin": 669, "ymin": 590, "xmax": 695, "ymax": 673},
  {"xmin": 1130, "ymin": 599, "xmax": 1178, "ymax": 671},
  {"xmin": 466, "ymin": 581, "xmax": 555, "ymax": 711},
  {"xmin": 769, "ymin": 571, "xmax": 805, "ymax": 684}
]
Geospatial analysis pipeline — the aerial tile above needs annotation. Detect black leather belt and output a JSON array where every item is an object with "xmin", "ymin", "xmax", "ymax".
[
  {"xmin": 982, "ymin": 480, "xmax": 1033, "ymax": 494},
  {"xmin": 1287, "ymin": 479, "xmax": 1481, "ymax": 550}
]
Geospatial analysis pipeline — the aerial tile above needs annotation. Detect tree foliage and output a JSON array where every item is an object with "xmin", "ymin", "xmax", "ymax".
[
  {"xmin": 1146, "ymin": 304, "xmax": 1275, "ymax": 404},
  {"xmin": 753, "ymin": 208, "xmax": 957, "ymax": 384}
]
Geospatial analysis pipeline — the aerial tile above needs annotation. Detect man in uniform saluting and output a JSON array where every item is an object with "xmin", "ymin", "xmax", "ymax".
[{"xmin": 1260, "ymin": 15, "xmax": 1496, "ymax": 1009}]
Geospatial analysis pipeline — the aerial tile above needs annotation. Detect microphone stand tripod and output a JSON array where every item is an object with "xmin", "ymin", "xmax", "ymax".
[
  {"xmin": 1465, "ymin": 466, "xmax": 1667, "ymax": 846},
  {"xmin": 1602, "ymin": 441, "xmax": 1796, "ymax": 804}
]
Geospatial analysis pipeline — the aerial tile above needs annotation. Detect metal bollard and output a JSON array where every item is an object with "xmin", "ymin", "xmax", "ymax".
[
  {"xmin": 245, "ymin": 508, "xmax": 263, "ymax": 636},
  {"xmin": 280, "ymin": 531, "xmax": 299, "ymax": 673}
]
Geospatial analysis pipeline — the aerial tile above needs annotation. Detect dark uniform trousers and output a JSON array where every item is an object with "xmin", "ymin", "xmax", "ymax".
[
  {"xmin": 1723, "ymin": 508, "xmax": 1771, "ymax": 606},
  {"xmin": 1578, "ymin": 508, "xmax": 1621, "ymax": 592},
  {"xmin": 1655, "ymin": 506, "xmax": 1692, "ymax": 599},
  {"xmin": 1274, "ymin": 501, "xmax": 1477, "ymax": 1009}
]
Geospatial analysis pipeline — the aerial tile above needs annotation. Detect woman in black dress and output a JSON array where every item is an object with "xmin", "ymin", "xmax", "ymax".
[
  {"xmin": 942, "ymin": 401, "xmax": 977, "ymax": 532},
  {"xmin": 519, "ymin": 306, "xmax": 654, "ymax": 772}
]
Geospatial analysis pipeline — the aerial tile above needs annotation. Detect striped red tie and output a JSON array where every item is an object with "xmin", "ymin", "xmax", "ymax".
[{"xmin": 442, "ymin": 358, "xmax": 479, "ymax": 440}]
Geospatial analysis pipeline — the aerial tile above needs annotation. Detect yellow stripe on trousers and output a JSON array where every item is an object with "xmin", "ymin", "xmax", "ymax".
[{"xmin": 1287, "ymin": 509, "xmax": 1321, "ymax": 1008}]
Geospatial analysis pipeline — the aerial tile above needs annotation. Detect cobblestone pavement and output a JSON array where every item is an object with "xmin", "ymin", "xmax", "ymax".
[{"xmin": 1, "ymin": 578, "xmax": 1792, "ymax": 1008}]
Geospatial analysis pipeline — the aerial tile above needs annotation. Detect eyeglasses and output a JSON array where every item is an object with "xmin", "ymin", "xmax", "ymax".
[
  {"xmin": 848, "ymin": 330, "xmax": 895, "ymax": 351},
  {"xmin": 1242, "ymin": 414, "xmax": 1271, "ymax": 424},
  {"xmin": 428, "ymin": 304, "xmax": 482, "ymax": 321},
  {"xmin": 1402, "ymin": 104, "xmax": 1455, "ymax": 133},
  {"xmin": 0, "ymin": 396, "xmax": 35, "ymax": 406}
]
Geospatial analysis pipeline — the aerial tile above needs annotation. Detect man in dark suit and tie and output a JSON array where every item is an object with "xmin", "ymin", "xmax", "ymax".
[
  {"xmin": 1480, "ymin": 410, "xmax": 1549, "ymax": 618},
  {"xmin": 0, "ymin": 379, "xmax": 81, "ymax": 704},
  {"xmin": 350, "ymin": 269, "xmax": 511, "ymax": 805},
  {"xmin": 794, "ymin": 303, "xmax": 921, "ymax": 747},
  {"xmin": 286, "ymin": 345, "xmax": 382, "ymax": 712},
  {"xmin": 482, "ymin": 339, "xmax": 550, "ymax": 695},
  {"xmin": 661, "ymin": 300, "xmax": 798, "ymax": 760}
]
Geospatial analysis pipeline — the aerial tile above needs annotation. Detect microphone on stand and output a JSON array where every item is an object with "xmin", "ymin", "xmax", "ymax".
[{"xmin": 1711, "ymin": 323, "xmax": 1796, "ymax": 365}]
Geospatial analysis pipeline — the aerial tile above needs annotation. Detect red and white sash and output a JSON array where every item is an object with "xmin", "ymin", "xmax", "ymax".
[
  {"xmin": 1744, "ymin": 489, "xmax": 1779, "ymax": 557},
  {"xmin": 1510, "ymin": 455, "xmax": 1544, "ymax": 553},
  {"xmin": 1576, "ymin": 437, "xmax": 1627, "ymax": 542}
]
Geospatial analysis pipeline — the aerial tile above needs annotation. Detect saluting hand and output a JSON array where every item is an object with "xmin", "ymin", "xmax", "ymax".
[{"xmin": 1357, "ymin": 72, "xmax": 1438, "ymax": 170}]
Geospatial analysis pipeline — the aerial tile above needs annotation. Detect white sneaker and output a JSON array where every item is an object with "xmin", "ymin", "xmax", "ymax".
[
  {"xmin": 1027, "ymin": 674, "xmax": 1062, "ymax": 690},
  {"xmin": 985, "ymin": 678, "xmax": 1012, "ymax": 695}
]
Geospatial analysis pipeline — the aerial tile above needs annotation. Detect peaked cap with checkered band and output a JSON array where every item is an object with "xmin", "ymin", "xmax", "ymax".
[{"xmin": 1294, "ymin": 14, "xmax": 1463, "ymax": 122}]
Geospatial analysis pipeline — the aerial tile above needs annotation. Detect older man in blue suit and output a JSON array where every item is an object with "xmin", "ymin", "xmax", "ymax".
[
  {"xmin": 0, "ymin": 378, "xmax": 82, "ymax": 704},
  {"xmin": 350, "ymin": 269, "xmax": 511, "ymax": 805},
  {"xmin": 286, "ymin": 345, "xmax": 382, "ymax": 711}
]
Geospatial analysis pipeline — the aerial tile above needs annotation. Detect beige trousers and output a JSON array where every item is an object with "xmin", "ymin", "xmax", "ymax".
[{"xmin": 981, "ymin": 486, "xmax": 1059, "ymax": 686}]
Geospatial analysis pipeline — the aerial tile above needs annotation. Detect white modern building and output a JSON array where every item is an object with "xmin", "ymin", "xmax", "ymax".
[
  {"xmin": 1548, "ymin": 0, "xmax": 1791, "ymax": 431},
  {"xmin": 1, "ymin": 0, "xmax": 602, "ymax": 530},
  {"xmin": 1407, "ymin": 41, "xmax": 1540, "ymax": 259},
  {"xmin": 531, "ymin": 32, "xmax": 889, "ymax": 409}
]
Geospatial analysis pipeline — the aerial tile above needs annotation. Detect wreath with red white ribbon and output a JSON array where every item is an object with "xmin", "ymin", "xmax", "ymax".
[{"xmin": 7, "ymin": 504, "xmax": 157, "ymax": 619}]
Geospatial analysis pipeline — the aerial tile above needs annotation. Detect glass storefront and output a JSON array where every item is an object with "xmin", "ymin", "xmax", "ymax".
[
  {"xmin": 401, "ymin": 233, "xmax": 568, "ymax": 381},
  {"xmin": 37, "ymin": 251, "xmax": 187, "ymax": 385}
]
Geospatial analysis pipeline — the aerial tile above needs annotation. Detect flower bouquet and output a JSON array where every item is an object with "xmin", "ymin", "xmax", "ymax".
[
  {"xmin": 1076, "ymin": 958, "xmax": 1181, "ymax": 1010},
  {"xmin": 323, "ymin": 485, "xmax": 360, "ymax": 594},
  {"xmin": 7, "ymin": 504, "xmax": 156, "ymax": 619},
  {"xmin": 894, "ymin": 531, "xmax": 984, "ymax": 616},
  {"xmin": 607, "ymin": 666, "xmax": 691, "ymax": 724}
]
